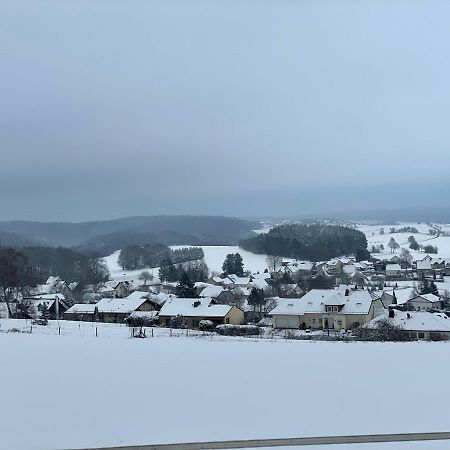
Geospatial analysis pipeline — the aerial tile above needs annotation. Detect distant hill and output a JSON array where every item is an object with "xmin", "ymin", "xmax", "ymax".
[
  {"xmin": 304, "ymin": 207, "xmax": 450, "ymax": 224},
  {"xmin": 0, "ymin": 231, "xmax": 38, "ymax": 247},
  {"xmin": 0, "ymin": 215, "xmax": 260, "ymax": 255}
]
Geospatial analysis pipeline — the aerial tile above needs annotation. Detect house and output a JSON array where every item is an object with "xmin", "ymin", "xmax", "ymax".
[
  {"xmin": 158, "ymin": 297, "xmax": 244, "ymax": 328},
  {"xmin": 64, "ymin": 304, "xmax": 98, "ymax": 322},
  {"xmin": 366, "ymin": 310, "xmax": 450, "ymax": 341},
  {"xmin": 269, "ymin": 288, "xmax": 385, "ymax": 331},
  {"xmin": 114, "ymin": 281, "xmax": 132, "ymax": 298},
  {"xmin": 95, "ymin": 291, "xmax": 158, "ymax": 323},
  {"xmin": 379, "ymin": 288, "xmax": 416, "ymax": 307},
  {"xmin": 28, "ymin": 294, "xmax": 70, "ymax": 320},
  {"xmin": 385, "ymin": 264, "xmax": 404, "ymax": 277},
  {"xmin": 199, "ymin": 285, "xmax": 235, "ymax": 304},
  {"xmin": 416, "ymin": 260, "xmax": 433, "ymax": 278},
  {"xmin": 406, "ymin": 293, "xmax": 442, "ymax": 311}
]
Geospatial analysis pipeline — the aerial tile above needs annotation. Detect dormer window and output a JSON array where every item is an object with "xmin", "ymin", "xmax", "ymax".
[{"xmin": 333, "ymin": 306, "xmax": 339, "ymax": 312}]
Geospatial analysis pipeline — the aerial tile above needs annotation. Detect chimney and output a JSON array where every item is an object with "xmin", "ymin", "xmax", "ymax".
[
  {"xmin": 345, "ymin": 289, "xmax": 350, "ymax": 297},
  {"xmin": 193, "ymin": 300, "xmax": 201, "ymax": 308},
  {"xmin": 388, "ymin": 308, "xmax": 395, "ymax": 318}
]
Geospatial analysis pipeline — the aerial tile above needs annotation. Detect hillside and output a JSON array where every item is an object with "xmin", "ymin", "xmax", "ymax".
[
  {"xmin": 0, "ymin": 216, "xmax": 260, "ymax": 254},
  {"xmin": 240, "ymin": 223, "xmax": 368, "ymax": 261}
]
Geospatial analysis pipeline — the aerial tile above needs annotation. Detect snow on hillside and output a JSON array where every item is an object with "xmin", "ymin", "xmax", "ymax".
[
  {"xmin": 0, "ymin": 325, "xmax": 449, "ymax": 450},
  {"xmin": 171, "ymin": 245, "xmax": 269, "ymax": 274},
  {"xmin": 103, "ymin": 250, "xmax": 158, "ymax": 283},
  {"xmin": 357, "ymin": 222, "xmax": 450, "ymax": 259}
]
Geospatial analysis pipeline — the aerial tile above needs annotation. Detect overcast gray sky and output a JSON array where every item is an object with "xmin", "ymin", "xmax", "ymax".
[{"xmin": 1, "ymin": 0, "xmax": 450, "ymax": 221}]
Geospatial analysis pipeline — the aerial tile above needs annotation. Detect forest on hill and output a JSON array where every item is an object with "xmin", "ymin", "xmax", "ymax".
[{"xmin": 240, "ymin": 224, "xmax": 368, "ymax": 261}]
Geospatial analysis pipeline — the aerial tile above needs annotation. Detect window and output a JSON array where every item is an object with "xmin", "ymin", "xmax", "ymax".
[
  {"xmin": 333, "ymin": 306, "xmax": 339, "ymax": 312},
  {"xmin": 326, "ymin": 306, "xmax": 332, "ymax": 312},
  {"xmin": 226, "ymin": 318, "xmax": 230, "ymax": 324}
]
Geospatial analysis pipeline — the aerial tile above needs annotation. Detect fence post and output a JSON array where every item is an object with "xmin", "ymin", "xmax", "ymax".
[
  {"xmin": 152, "ymin": 328, "xmax": 154, "ymax": 338},
  {"xmin": 186, "ymin": 328, "xmax": 188, "ymax": 337},
  {"xmin": 58, "ymin": 326, "xmax": 61, "ymax": 336},
  {"xmin": 170, "ymin": 328, "xmax": 172, "ymax": 337},
  {"xmin": 96, "ymin": 327, "xmax": 98, "ymax": 337},
  {"xmin": 30, "ymin": 325, "xmax": 32, "ymax": 334}
]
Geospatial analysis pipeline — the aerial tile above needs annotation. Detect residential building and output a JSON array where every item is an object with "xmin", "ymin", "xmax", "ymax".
[{"xmin": 158, "ymin": 297, "xmax": 244, "ymax": 328}]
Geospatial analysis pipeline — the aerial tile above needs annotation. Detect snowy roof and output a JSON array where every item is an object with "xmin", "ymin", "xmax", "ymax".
[
  {"xmin": 269, "ymin": 289, "xmax": 377, "ymax": 316},
  {"xmin": 386, "ymin": 264, "xmax": 402, "ymax": 271},
  {"xmin": 382, "ymin": 288, "xmax": 416, "ymax": 305},
  {"xmin": 417, "ymin": 261, "xmax": 432, "ymax": 270},
  {"xmin": 65, "ymin": 304, "xmax": 97, "ymax": 314},
  {"xmin": 227, "ymin": 275, "xmax": 251, "ymax": 286},
  {"xmin": 416, "ymin": 293, "xmax": 441, "ymax": 303},
  {"xmin": 200, "ymin": 285, "xmax": 226, "ymax": 298},
  {"xmin": 95, "ymin": 292, "xmax": 152, "ymax": 314},
  {"xmin": 159, "ymin": 297, "xmax": 233, "ymax": 318},
  {"xmin": 343, "ymin": 264, "xmax": 356, "ymax": 275},
  {"xmin": 127, "ymin": 310, "xmax": 158, "ymax": 319},
  {"xmin": 149, "ymin": 292, "xmax": 175, "ymax": 306},
  {"xmin": 367, "ymin": 311, "xmax": 450, "ymax": 333}
]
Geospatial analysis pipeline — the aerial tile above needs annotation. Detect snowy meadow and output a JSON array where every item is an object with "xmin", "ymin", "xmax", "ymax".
[{"xmin": 1, "ymin": 325, "xmax": 449, "ymax": 450}]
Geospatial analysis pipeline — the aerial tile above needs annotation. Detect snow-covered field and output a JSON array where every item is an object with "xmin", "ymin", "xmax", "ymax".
[
  {"xmin": 0, "ymin": 320, "xmax": 449, "ymax": 450},
  {"xmin": 104, "ymin": 246, "xmax": 271, "ymax": 282},
  {"xmin": 171, "ymin": 245, "xmax": 270, "ymax": 274},
  {"xmin": 356, "ymin": 222, "xmax": 450, "ymax": 259}
]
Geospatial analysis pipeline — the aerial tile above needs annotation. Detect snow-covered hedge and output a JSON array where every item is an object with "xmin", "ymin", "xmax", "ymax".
[{"xmin": 216, "ymin": 324, "xmax": 260, "ymax": 336}]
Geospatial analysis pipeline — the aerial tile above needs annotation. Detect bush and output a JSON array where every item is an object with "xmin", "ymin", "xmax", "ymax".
[
  {"xmin": 170, "ymin": 314, "xmax": 187, "ymax": 329},
  {"xmin": 216, "ymin": 324, "xmax": 260, "ymax": 336},
  {"xmin": 199, "ymin": 320, "xmax": 215, "ymax": 331}
]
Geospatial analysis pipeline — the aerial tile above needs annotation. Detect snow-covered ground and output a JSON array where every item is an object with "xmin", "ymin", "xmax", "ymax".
[
  {"xmin": 0, "ymin": 320, "xmax": 449, "ymax": 450},
  {"xmin": 171, "ymin": 245, "xmax": 269, "ymax": 274},
  {"xmin": 356, "ymin": 222, "xmax": 450, "ymax": 259}
]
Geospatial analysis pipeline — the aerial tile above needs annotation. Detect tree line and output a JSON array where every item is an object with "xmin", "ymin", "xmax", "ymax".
[
  {"xmin": 240, "ymin": 224, "xmax": 368, "ymax": 262},
  {"xmin": 118, "ymin": 244, "xmax": 204, "ymax": 270}
]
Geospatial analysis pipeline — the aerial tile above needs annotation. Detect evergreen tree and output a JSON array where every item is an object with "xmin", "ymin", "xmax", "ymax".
[
  {"xmin": 175, "ymin": 272, "xmax": 198, "ymax": 298},
  {"xmin": 247, "ymin": 287, "xmax": 265, "ymax": 320},
  {"xmin": 222, "ymin": 253, "xmax": 244, "ymax": 276}
]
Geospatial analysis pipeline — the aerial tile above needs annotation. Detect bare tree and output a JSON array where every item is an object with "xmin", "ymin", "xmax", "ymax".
[
  {"xmin": 139, "ymin": 270, "xmax": 154, "ymax": 286},
  {"xmin": 266, "ymin": 255, "xmax": 282, "ymax": 274}
]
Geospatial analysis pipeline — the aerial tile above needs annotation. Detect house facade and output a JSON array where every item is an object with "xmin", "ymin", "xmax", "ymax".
[
  {"xmin": 158, "ymin": 297, "xmax": 244, "ymax": 328},
  {"xmin": 270, "ymin": 288, "xmax": 385, "ymax": 331}
]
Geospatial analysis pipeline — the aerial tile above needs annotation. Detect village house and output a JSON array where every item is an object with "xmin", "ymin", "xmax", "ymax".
[
  {"xmin": 385, "ymin": 264, "xmax": 404, "ymax": 278},
  {"xmin": 270, "ymin": 288, "xmax": 385, "ymax": 331},
  {"xmin": 199, "ymin": 284, "xmax": 235, "ymax": 304},
  {"xmin": 366, "ymin": 310, "xmax": 450, "ymax": 341},
  {"xmin": 64, "ymin": 303, "xmax": 98, "ymax": 321},
  {"xmin": 65, "ymin": 291, "xmax": 158, "ymax": 323},
  {"xmin": 158, "ymin": 297, "xmax": 244, "ymax": 328},
  {"xmin": 406, "ymin": 293, "xmax": 442, "ymax": 311},
  {"xmin": 27, "ymin": 294, "xmax": 70, "ymax": 320}
]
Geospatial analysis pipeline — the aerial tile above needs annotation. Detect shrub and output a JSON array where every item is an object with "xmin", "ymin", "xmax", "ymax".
[
  {"xmin": 170, "ymin": 314, "xmax": 187, "ymax": 329},
  {"xmin": 199, "ymin": 320, "xmax": 215, "ymax": 331},
  {"xmin": 216, "ymin": 324, "xmax": 260, "ymax": 336}
]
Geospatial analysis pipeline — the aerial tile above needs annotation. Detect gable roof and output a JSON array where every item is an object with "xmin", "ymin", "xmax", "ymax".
[
  {"xmin": 159, "ymin": 297, "xmax": 233, "ymax": 318},
  {"xmin": 65, "ymin": 304, "xmax": 97, "ymax": 314},
  {"xmin": 200, "ymin": 285, "xmax": 226, "ymax": 298},
  {"xmin": 95, "ymin": 291, "xmax": 151, "ymax": 314},
  {"xmin": 269, "ymin": 289, "xmax": 377, "ymax": 316},
  {"xmin": 368, "ymin": 311, "xmax": 450, "ymax": 332}
]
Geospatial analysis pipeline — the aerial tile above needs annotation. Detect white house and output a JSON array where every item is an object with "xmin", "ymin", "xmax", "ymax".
[
  {"xmin": 366, "ymin": 310, "xmax": 450, "ymax": 340},
  {"xmin": 385, "ymin": 264, "xmax": 404, "ymax": 277},
  {"xmin": 406, "ymin": 293, "xmax": 442, "ymax": 311},
  {"xmin": 270, "ymin": 288, "xmax": 385, "ymax": 331}
]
